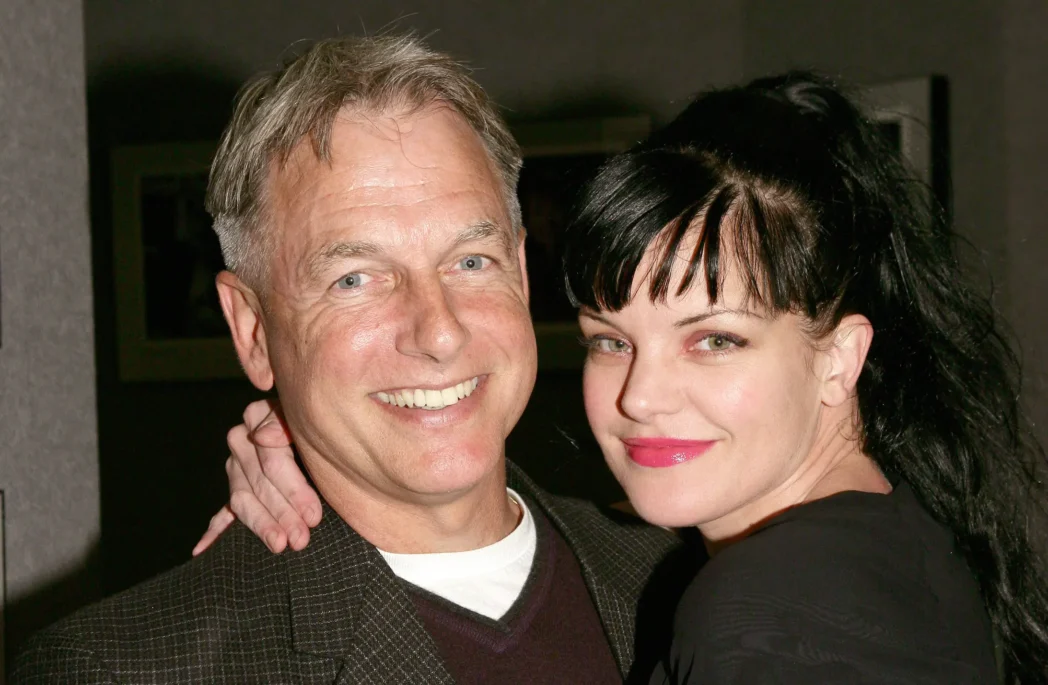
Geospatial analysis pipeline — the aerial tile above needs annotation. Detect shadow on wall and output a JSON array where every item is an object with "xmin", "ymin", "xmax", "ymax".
[
  {"xmin": 85, "ymin": 53, "xmax": 632, "ymax": 611},
  {"xmin": 87, "ymin": 56, "xmax": 263, "ymax": 601},
  {"xmin": 5, "ymin": 541, "xmax": 103, "ymax": 667}
]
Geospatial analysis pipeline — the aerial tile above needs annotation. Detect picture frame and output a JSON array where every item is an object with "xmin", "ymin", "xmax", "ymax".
[
  {"xmin": 111, "ymin": 117, "xmax": 649, "ymax": 380},
  {"xmin": 112, "ymin": 142, "xmax": 238, "ymax": 381},
  {"xmin": 866, "ymin": 76, "xmax": 950, "ymax": 212}
]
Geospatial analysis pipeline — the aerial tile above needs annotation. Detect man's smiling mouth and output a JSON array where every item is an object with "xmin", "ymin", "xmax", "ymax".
[{"xmin": 376, "ymin": 377, "xmax": 480, "ymax": 410}]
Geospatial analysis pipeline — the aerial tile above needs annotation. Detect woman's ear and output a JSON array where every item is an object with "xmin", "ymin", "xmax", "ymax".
[
  {"xmin": 216, "ymin": 270, "xmax": 275, "ymax": 391},
  {"xmin": 820, "ymin": 314, "xmax": 873, "ymax": 407}
]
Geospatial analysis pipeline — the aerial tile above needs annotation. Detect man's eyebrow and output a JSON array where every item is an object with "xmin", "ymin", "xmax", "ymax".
[
  {"xmin": 673, "ymin": 308, "xmax": 764, "ymax": 328},
  {"xmin": 452, "ymin": 220, "xmax": 514, "ymax": 254},
  {"xmin": 306, "ymin": 240, "xmax": 382, "ymax": 283}
]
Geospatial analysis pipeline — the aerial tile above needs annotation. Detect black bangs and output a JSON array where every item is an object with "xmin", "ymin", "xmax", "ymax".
[
  {"xmin": 561, "ymin": 146, "xmax": 822, "ymax": 318},
  {"xmin": 560, "ymin": 149, "xmax": 717, "ymax": 313}
]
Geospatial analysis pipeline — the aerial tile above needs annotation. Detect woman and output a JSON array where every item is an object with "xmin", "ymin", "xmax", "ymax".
[{"xmin": 198, "ymin": 73, "xmax": 1048, "ymax": 682}]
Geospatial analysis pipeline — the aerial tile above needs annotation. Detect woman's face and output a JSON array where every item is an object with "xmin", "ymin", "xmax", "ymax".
[{"xmin": 580, "ymin": 241, "xmax": 844, "ymax": 538}]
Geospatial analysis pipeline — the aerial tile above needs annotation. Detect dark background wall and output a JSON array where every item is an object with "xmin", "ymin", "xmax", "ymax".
[{"xmin": 7, "ymin": 0, "xmax": 1048, "ymax": 656}]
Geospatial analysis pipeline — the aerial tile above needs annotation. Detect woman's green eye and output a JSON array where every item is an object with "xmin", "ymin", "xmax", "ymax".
[
  {"xmin": 598, "ymin": 338, "xmax": 630, "ymax": 353},
  {"xmin": 708, "ymin": 335, "xmax": 730, "ymax": 350},
  {"xmin": 696, "ymin": 333, "xmax": 743, "ymax": 352}
]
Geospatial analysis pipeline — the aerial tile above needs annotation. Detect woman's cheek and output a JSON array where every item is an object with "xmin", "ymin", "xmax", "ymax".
[{"xmin": 582, "ymin": 363, "xmax": 620, "ymax": 436}]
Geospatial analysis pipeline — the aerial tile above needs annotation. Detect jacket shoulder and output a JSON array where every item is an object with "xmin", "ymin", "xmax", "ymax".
[{"xmin": 12, "ymin": 521, "xmax": 286, "ymax": 682}]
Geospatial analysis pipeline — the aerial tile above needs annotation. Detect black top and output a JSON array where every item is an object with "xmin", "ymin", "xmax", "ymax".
[{"xmin": 650, "ymin": 483, "xmax": 999, "ymax": 684}]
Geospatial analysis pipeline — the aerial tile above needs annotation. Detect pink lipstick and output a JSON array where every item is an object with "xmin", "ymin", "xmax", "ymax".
[{"xmin": 622, "ymin": 438, "xmax": 715, "ymax": 468}]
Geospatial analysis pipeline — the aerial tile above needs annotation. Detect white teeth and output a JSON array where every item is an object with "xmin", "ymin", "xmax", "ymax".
[
  {"xmin": 377, "ymin": 377, "xmax": 480, "ymax": 410},
  {"xmin": 441, "ymin": 387, "xmax": 458, "ymax": 406}
]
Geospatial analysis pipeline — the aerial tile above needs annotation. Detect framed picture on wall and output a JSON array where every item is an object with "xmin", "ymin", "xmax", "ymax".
[
  {"xmin": 111, "ymin": 116, "xmax": 650, "ymax": 380},
  {"xmin": 112, "ymin": 143, "xmax": 239, "ymax": 381},
  {"xmin": 866, "ymin": 75, "xmax": 950, "ymax": 214}
]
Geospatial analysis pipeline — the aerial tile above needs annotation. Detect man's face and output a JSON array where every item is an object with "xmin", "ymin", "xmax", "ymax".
[{"xmin": 223, "ymin": 105, "xmax": 537, "ymax": 506}]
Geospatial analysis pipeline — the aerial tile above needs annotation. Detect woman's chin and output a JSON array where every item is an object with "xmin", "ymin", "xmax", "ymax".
[{"xmin": 624, "ymin": 490, "xmax": 705, "ymax": 530}]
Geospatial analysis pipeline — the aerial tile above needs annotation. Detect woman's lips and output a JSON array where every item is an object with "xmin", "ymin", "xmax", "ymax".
[{"xmin": 621, "ymin": 438, "xmax": 716, "ymax": 468}]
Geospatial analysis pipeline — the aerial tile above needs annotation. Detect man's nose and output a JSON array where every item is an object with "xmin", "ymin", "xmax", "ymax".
[
  {"xmin": 617, "ymin": 353, "xmax": 683, "ymax": 423},
  {"xmin": 396, "ymin": 275, "xmax": 471, "ymax": 362}
]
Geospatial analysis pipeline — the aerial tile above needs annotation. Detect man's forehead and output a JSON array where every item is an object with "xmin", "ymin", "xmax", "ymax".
[
  {"xmin": 272, "ymin": 106, "xmax": 503, "ymax": 208},
  {"xmin": 280, "ymin": 103, "xmax": 486, "ymax": 172}
]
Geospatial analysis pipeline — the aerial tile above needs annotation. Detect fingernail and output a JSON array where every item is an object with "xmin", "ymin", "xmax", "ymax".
[
  {"xmin": 265, "ymin": 532, "xmax": 280, "ymax": 552},
  {"xmin": 309, "ymin": 506, "xmax": 321, "ymax": 524},
  {"xmin": 289, "ymin": 528, "xmax": 303, "ymax": 548}
]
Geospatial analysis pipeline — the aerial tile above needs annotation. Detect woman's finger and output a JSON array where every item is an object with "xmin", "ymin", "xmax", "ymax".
[{"xmin": 191, "ymin": 505, "xmax": 236, "ymax": 556}]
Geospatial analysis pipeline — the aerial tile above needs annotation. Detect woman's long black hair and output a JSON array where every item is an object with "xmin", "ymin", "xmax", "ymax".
[{"xmin": 562, "ymin": 72, "xmax": 1048, "ymax": 683}]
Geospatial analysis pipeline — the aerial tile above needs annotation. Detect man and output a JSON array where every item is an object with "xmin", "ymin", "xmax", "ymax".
[{"xmin": 13, "ymin": 35, "xmax": 686, "ymax": 684}]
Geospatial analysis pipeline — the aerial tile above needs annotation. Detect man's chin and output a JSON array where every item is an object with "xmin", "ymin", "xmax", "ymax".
[{"xmin": 398, "ymin": 446, "xmax": 507, "ymax": 496}]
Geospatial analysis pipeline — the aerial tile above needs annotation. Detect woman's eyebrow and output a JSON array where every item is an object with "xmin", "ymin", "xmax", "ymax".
[
  {"xmin": 673, "ymin": 308, "xmax": 764, "ymax": 328},
  {"xmin": 579, "ymin": 309, "xmax": 614, "ymax": 327}
]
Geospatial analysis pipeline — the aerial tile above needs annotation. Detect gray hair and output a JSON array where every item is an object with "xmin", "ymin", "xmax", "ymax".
[{"xmin": 206, "ymin": 34, "xmax": 523, "ymax": 286}]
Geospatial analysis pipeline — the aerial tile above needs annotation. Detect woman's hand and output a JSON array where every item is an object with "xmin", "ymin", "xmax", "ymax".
[{"xmin": 192, "ymin": 399, "xmax": 322, "ymax": 556}]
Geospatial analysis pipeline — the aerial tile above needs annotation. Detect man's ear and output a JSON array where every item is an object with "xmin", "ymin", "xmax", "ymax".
[
  {"xmin": 216, "ymin": 270, "xmax": 275, "ymax": 391},
  {"xmin": 516, "ymin": 228, "xmax": 530, "ymax": 304},
  {"xmin": 820, "ymin": 314, "xmax": 873, "ymax": 407}
]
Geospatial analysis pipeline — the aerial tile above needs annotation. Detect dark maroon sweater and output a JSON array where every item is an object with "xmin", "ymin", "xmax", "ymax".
[{"xmin": 408, "ymin": 503, "xmax": 622, "ymax": 684}]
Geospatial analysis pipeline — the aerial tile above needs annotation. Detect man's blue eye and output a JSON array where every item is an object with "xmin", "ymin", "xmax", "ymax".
[
  {"xmin": 458, "ymin": 255, "xmax": 486, "ymax": 271},
  {"xmin": 336, "ymin": 273, "xmax": 370, "ymax": 289}
]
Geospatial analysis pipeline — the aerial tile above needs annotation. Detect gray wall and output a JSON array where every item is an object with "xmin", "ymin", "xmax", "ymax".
[
  {"xmin": 1003, "ymin": 0, "xmax": 1048, "ymax": 435},
  {"xmin": 0, "ymin": 0, "xmax": 100, "ymax": 657}
]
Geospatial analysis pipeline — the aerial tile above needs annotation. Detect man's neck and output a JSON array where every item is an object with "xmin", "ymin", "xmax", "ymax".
[{"xmin": 305, "ymin": 456, "xmax": 521, "ymax": 554}]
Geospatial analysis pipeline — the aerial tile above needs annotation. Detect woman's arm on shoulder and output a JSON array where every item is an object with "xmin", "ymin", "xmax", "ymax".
[{"xmin": 192, "ymin": 399, "xmax": 321, "ymax": 555}]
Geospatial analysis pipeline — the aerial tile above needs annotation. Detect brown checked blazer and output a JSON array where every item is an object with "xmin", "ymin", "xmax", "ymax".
[{"xmin": 12, "ymin": 462, "xmax": 689, "ymax": 684}]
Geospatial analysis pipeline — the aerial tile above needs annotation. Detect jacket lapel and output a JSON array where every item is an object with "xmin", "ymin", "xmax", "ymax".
[
  {"xmin": 286, "ymin": 505, "xmax": 454, "ymax": 684},
  {"xmin": 507, "ymin": 461, "xmax": 646, "ymax": 676}
]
